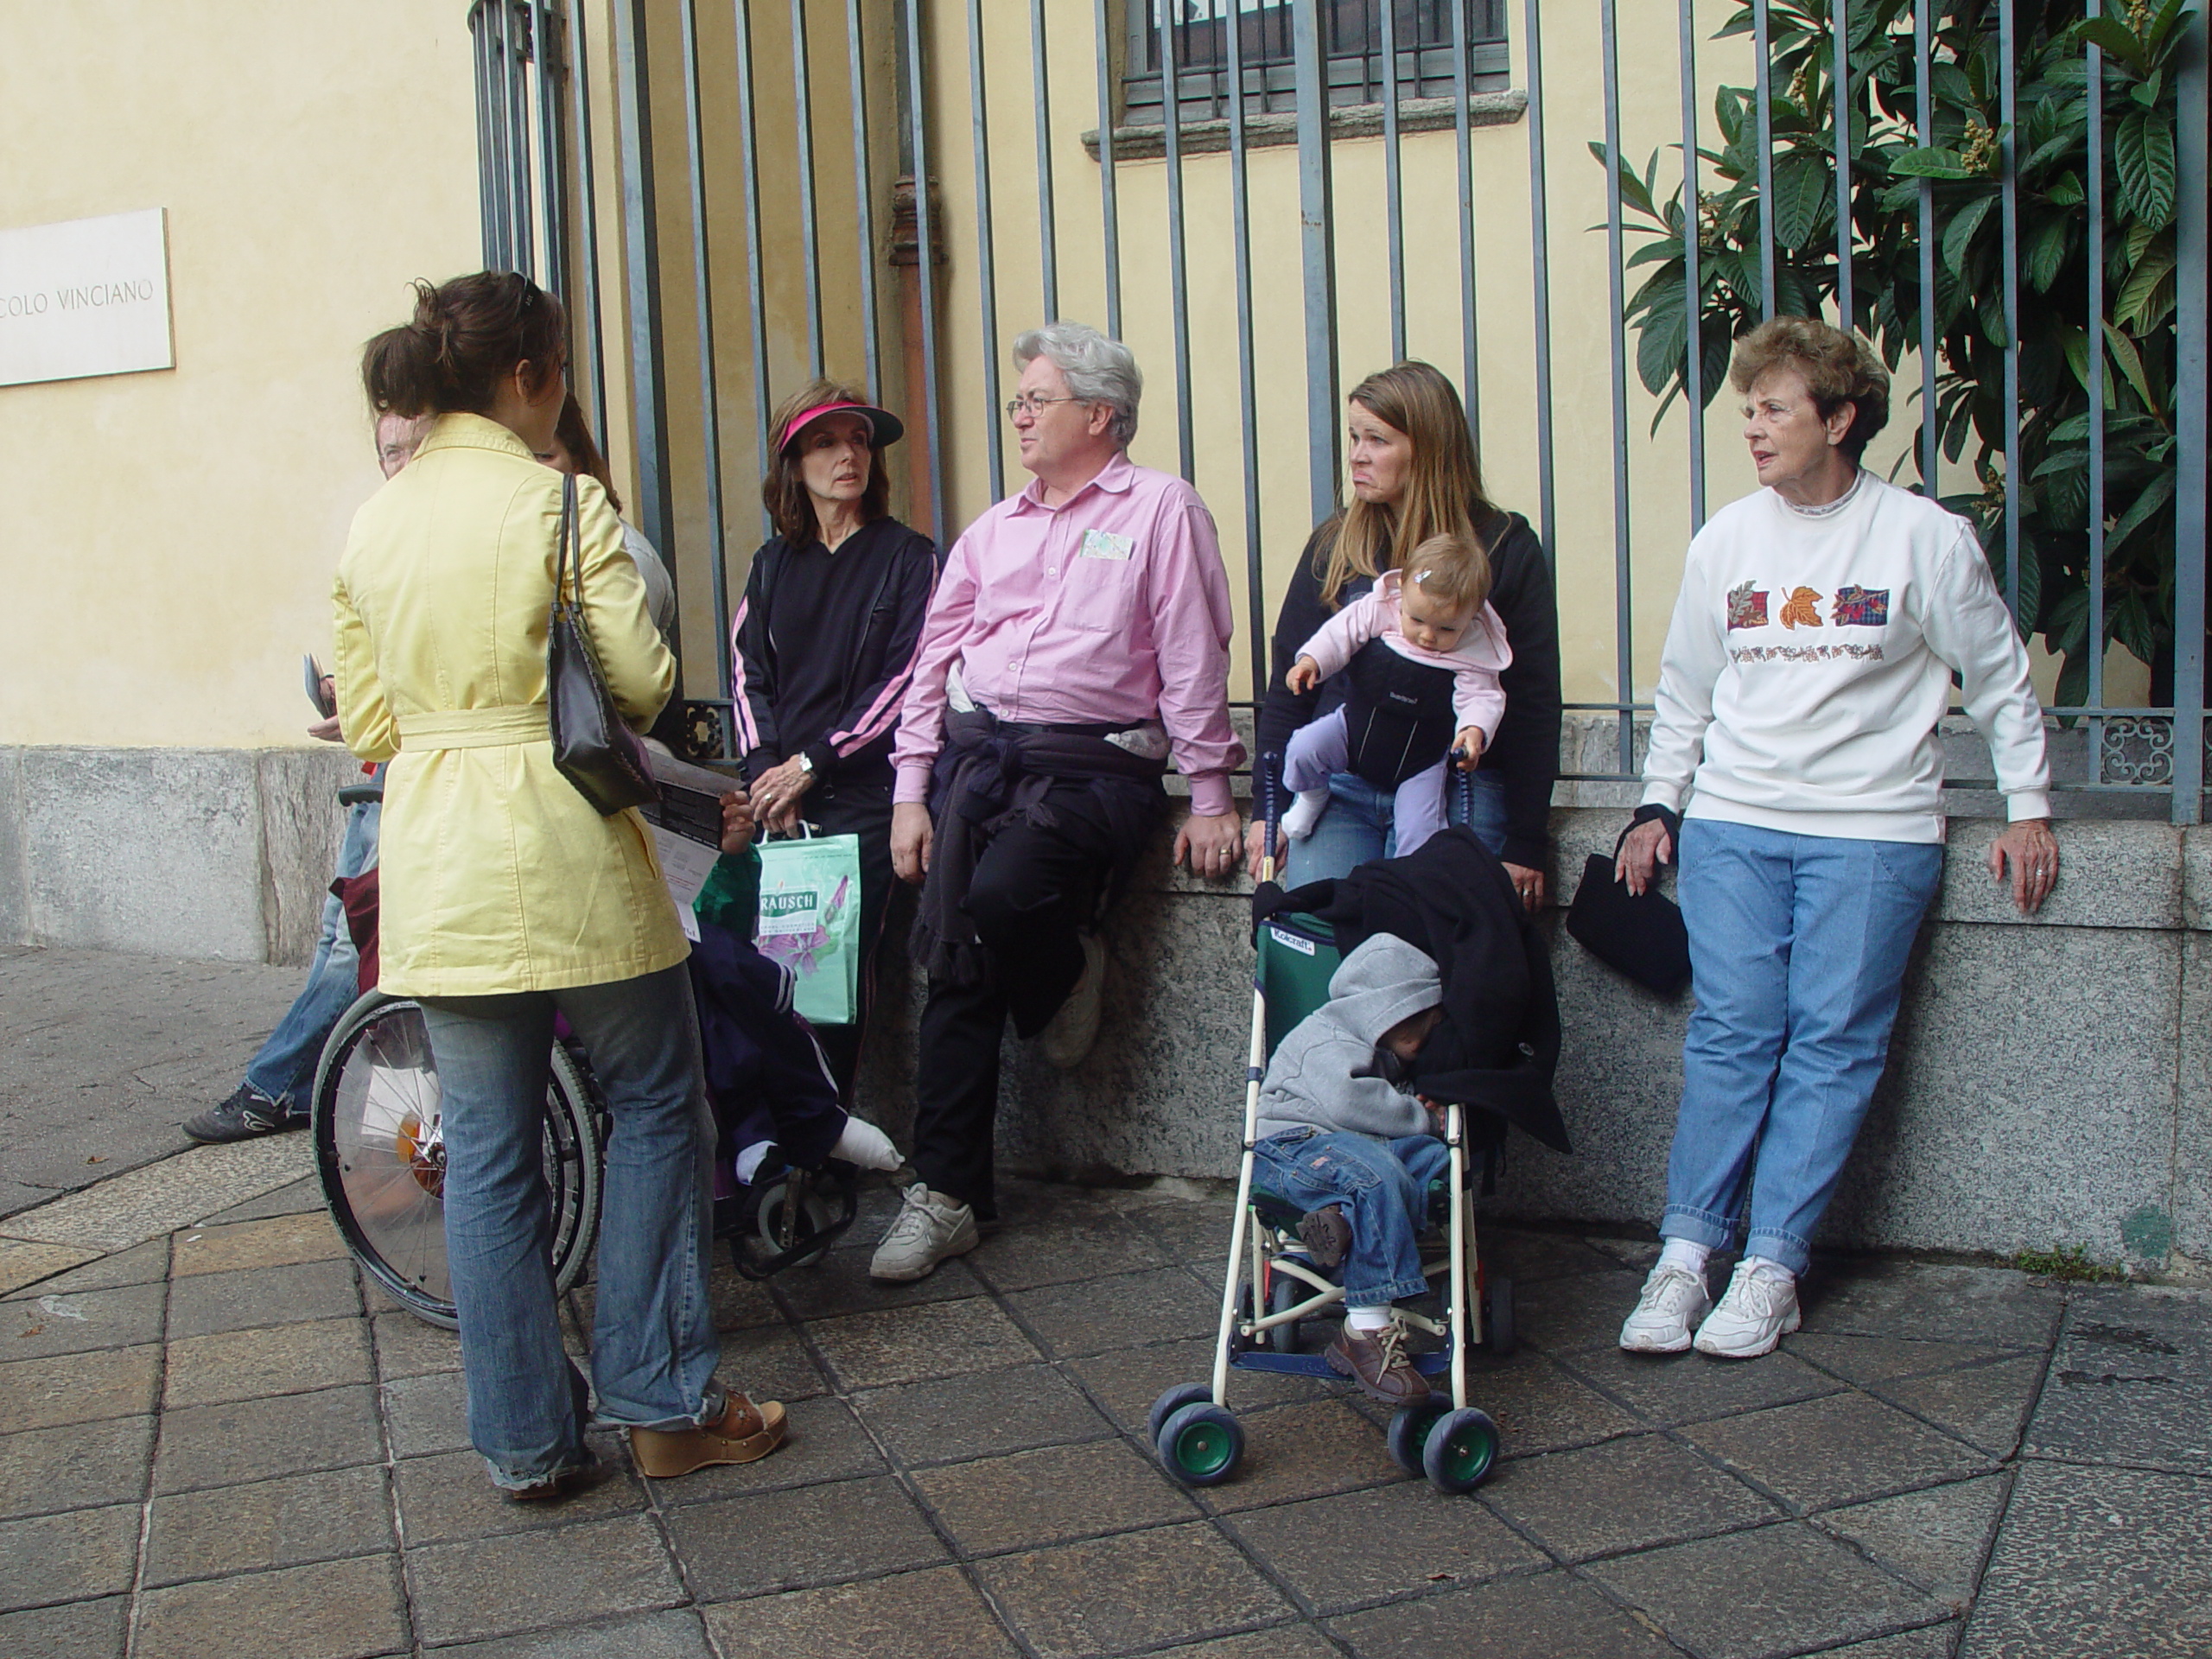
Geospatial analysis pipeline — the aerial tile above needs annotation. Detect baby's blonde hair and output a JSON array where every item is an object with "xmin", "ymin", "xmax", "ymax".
[{"xmin": 1401, "ymin": 532, "xmax": 1491, "ymax": 613}]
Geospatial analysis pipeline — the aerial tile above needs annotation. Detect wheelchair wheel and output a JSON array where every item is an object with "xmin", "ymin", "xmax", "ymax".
[
  {"xmin": 1421, "ymin": 1407, "xmax": 1499, "ymax": 1494},
  {"xmin": 1264, "ymin": 1269, "xmax": 1307, "ymax": 1354},
  {"xmin": 1387, "ymin": 1390, "xmax": 1452, "ymax": 1478},
  {"xmin": 1157, "ymin": 1402, "xmax": 1243, "ymax": 1487},
  {"xmin": 312, "ymin": 993, "xmax": 603, "ymax": 1330},
  {"xmin": 1147, "ymin": 1383, "xmax": 1212, "ymax": 1446}
]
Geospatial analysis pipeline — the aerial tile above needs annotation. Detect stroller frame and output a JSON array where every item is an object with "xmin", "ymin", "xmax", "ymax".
[{"xmin": 1146, "ymin": 762, "xmax": 1503, "ymax": 1496}]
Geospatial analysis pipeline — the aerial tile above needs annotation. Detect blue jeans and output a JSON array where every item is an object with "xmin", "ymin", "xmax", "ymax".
[
  {"xmin": 244, "ymin": 798, "xmax": 382, "ymax": 1117},
  {"xmin": 1253, "ymin": 1128, "xmax": 1452, "ymax": 1306},
  {"xmin": 420, "ymin": 963, "xmax": 721, "ymax": 1490},
  {"xmin": 1281, "ymin": 768, "xmax": 1509, "ymax": 885},
  {"xmin": 1661, "ymin": 817, "xmax": 1942, "ymax": 1276}
]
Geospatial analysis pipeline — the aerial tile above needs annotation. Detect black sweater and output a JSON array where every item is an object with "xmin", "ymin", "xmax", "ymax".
[
  {"xmin": 1255, "ymin": 508, "xmax": 1562, "ymax": 869},
  {"xmin": 734, "ymin": 517, "xmax": 938, "ymax": 788}
]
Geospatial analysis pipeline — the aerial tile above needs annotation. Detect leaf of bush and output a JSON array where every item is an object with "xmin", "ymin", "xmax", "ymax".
[
  {"xmin": 1942, "ymin": 194, "xmax": 1997, "ymax": 277},
  {"xmin": 2115, "ymin": 108, "xmax": 2176, "ymax": 230},
  {"xmin": 2070, "ymin": 16, "xmax": 2148, "ymax": 71},
  {"xmin": 1889, "ymin": 145, "xmax": 1972, "ymax": 179},
  {"xmin": 1771, "ymin": 153, "xmax": 1827, "ymax": 248},
  {"xmin": 2025, "ymin": 218, "xmax": 2070, "ymax": 292},
  {"xmin": 2117, "ymin": 239, "xmax": 2177, "ymax": 331}
]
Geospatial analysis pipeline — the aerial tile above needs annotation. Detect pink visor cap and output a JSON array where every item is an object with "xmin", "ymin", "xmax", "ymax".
[{"xmin": 779, "ymin": 400, "xmax": 906, "ymax": 454}]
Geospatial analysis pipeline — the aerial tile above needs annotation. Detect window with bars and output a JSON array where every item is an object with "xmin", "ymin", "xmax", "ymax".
[{"xmin": 1122, "ymin": 0, "xmax": 1510, "ymax": 126}]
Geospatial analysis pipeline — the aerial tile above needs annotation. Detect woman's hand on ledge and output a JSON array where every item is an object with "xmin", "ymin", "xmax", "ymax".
[
  {"xmin": 1502, "ymin": 861, "xmax": 1547, "ymax": 912},
  {"xmin": 1176, "ymin": 810, "xmax": 1243, "ymax": 881},
  {"xmin": 1616, "ymin": 817, "xmax": 1673, "ymax": 897},
  {"xmin": 1988, "ymin": 818, "xmax": 2058, "ymax": 917}
]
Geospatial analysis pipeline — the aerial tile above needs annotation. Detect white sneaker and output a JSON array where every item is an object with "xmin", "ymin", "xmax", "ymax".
[
  {"xmin": 868, "ymin": 1184, "xmax": 980, "ymax": 1282},
  {"xmin": 1618, "ymin": 1263, "xmax": 1713, "ymax": 1353},
  {"xmin": 1693, "ymin": 1261, "xmax": 1801, "ymax": 1358},
  {"xmin": 1280, "ymin": 788, "xmax": 1330, "ymax": 841},
  {"xmin": 1037, "ymin": 932, "xmax": 1106, "ymax": 1070}
]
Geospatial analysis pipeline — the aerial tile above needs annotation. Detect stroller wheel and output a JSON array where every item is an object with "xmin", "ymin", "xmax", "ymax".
[
  {"xmin": 1386, "ymin": 1390, "xmax": 1452, "ymax": 1478},
  {"xmin": 1147, "ymin": 1383, "xmax": 1212, "ymax": 1446},
  {"xmin": 1421, "ymin": 1407, "xmax": 1500, "ymax": 1494},
  {"xmin": 1157, "ymin": 1402, "xmax": 1243, "ymax": 1487},
  {"xmin": 1482, "ymin": 1276, "xmax": 1516, "ymax": 1357}
]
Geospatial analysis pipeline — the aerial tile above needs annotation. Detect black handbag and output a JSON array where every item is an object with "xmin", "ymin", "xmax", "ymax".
[
  {"xmin": 1565, "ymin": 823, "xmax": 1692, "ymax": 995},
  {"xmin": 548, "ymin": 474, "xmax": 660, "ymax": 816}
]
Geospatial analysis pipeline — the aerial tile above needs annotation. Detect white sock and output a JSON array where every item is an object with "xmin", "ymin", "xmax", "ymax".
[
  {"xmin": 1280, "ymin": 788, "xmax": 1330, "ymax": 842},
  {"xmin": 1657, "ymin": 1238, "xmax": 1712, "ymax": 1276},
  {"xmin": 1345, "ymin": 1306, "xmax": 1395, "ymax": 1332},
  {"xmin": 734, "ymin": 1140, "xmax": 774, "ymax": 1185},
  {"xmin": 1740, "ymin": 1254, "xmax": 1796, "ymax": 1284},
  {"xmin": 833, "ymin": 1114, "xmax": 904, "ymax": 1172}
]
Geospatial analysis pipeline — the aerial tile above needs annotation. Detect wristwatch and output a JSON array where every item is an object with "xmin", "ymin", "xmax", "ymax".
[{"xmin": 796, "ymin": 753, "xmax": 814, "ymax": 776}]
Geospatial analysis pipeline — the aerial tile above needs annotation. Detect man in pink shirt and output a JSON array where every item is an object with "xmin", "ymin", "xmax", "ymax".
[{"xmin": 871, "ymin": 321, "xmax": 1246, "ymax": 1282}]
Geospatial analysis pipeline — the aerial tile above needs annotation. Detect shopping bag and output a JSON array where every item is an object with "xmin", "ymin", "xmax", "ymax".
[{"xmin": 754, "ymin": 827, "xmax": 863, "ymax": 1025}]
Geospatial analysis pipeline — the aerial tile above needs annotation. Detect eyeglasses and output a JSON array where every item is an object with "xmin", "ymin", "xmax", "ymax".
[{"xmin": 1005, "ymin": 394, "xmax": 1083, "ymax": 420}]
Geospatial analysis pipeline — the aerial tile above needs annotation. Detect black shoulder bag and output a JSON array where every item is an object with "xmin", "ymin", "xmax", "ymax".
[
  {"xmin": 549, "ymin": 474, "xmax": 661, "ymax": 816},
  {"xmin": 1565, "ymin": 810, "xmax": 1692, "ymax": 996}
]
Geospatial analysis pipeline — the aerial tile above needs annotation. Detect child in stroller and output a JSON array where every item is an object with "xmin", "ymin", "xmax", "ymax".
[{"xmin": 1251, "ymin": 932, "xmax": 1458, "ymax": 1407}]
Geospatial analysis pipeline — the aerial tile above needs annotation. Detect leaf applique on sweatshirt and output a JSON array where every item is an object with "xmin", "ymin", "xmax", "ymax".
[
  {"xmin": 1830, "ymin": 584, "xmax": 1891, "ymax": 626},
  {"xmin": 1779, "ymin": 587, "xmax": 1823, "ymax": 629},
  {"xmin": 1726, "ymin": 581, "xmax": 1770, "ymax": 631}
]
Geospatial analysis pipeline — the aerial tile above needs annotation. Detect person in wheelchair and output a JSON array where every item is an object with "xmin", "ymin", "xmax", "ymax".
[{"xmin": 1252, "ymin": 931, "xmax": 1455, "ymax": 1408}]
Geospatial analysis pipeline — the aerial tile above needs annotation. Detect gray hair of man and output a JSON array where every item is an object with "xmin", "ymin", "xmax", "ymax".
[{"xmin": 1012, "ymin": 321, "xmax": 1143, "ymax": 448}]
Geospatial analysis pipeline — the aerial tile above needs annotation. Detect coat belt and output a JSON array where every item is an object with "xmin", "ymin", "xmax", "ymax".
[{"xmin": 398, "ymin": 707, "xmax": 550, "ymax": 750}]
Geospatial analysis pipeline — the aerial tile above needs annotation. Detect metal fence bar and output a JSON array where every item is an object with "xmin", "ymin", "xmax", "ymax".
[
  {"xmin": 1449, "ymin": 0, "xmax": 1479, "ymax": 433},
  {"xmin": 2085, "ymin": 0, "xmax": 2106, "ymax": 753},
  {"xmin": 965, "ymin": 0, "xmax": 1003, "ymax": 498},
  {"xmin": 1155, "ymin": 3, "xmax": 1193, "ymax": 481},
  {"xmin": 503, "ymin": 3, "xmax": 535, "ymax": 278},
  {"xmin": 567, "ymin": 0, "xmax": 609, "ymax": 427},
  {"xmin": 1678, "ymin": 0, "xmax": 1705, "ymax": 532},
  {"xmin": 490, "ymin": 4, "xmax": 518, "ymax": 268},
  {"xmin": 1225, "ymin": 0, "xmax": 1263, "ymax": 698},
  {"xmin": 677, "ymin": 0, "xmax": 732, "ymax": 694},
  {"xmin": 1752, "ymin": 0, "xmax": 1775, "ymax": 318},
  {"xmin": 1601, "ymin": 0, "xmax": 1634, "ymax": 771},
  {"xmin": 1832, "ymin": 0, "xmax": 1851, "ymax": 329},
  {"xmin": 1030, "ymin": 0, "xmax": 1058, "ymax": 321},
  {"xmin": 472, "ymin": 10, "xmax": 499, "ymax": 264},
  {"xmin": 1091, "ymin": 0, "xmax": 1122, "ymax": 339},
  {"xmin": 1521, "ymin": 0, "xmax": 1556, "ymax": 559},
  {"xmin": 1999, "ymin": 0, "xmax": 2021, "ymax": 615},
  {"xmin": 532, "ymin": 1, "xmax": 567, "ymax": 299},
  {"xmin": 902, "ymin": 0, "xmax": 946, "ymax": 550},
  {"xmin": 732, "ymin": 0, "xmax": 774, "ymax": 545},
  {"xmin": 2171, "ymin": 3, "xmax": 2208, "ymax": 824},
  {"xmin": 609, "ymin": 0, "xmax": 673, "ymax": 560},
  {"xmin": 790, "ymin": 0, "xmax": 825, "ymax": 377},
  {"xmin": 1381, "ymin": 0, "xmax": 1406, "ymax": 364},
  {"xmin": 1292, "ymin": 0, "xmax": 1338, "ymax": 524},
  {"xmin": 843, "ymin": 0, "xmax": 881, "ymax": 397},
  {"xmin": 1915, "ymin": 0, "xmax": 1936, "ymax": 493}
]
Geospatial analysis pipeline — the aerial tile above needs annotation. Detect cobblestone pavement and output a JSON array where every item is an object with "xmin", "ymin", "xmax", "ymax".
[{"xmin": 1, "ymin": 952, "xmax": 2207, "ymax": 1657}]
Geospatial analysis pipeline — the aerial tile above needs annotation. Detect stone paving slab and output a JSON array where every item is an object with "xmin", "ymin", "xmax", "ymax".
[{"xmin": 1, "ymin": 1109, "xmax": 2209, "ymax": 1656}]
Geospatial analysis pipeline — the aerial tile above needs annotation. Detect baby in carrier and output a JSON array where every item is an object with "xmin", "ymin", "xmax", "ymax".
[
  {"xmin": 1253, "ymin": 931, "xmax": 1452, "ymax": 1406},
  {"xmin": 1281, "ymin": 531, "xmax": 1510, "ymax": 855}
]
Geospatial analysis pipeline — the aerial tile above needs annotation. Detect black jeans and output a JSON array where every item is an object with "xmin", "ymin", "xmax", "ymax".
[
  {"xmin": 910, "ymin": 784, "xmax": 1131, "ymax": 1218},
  {"xmin": 797, "ymin": 778, "xmax": 895, "ymax": 1108}
]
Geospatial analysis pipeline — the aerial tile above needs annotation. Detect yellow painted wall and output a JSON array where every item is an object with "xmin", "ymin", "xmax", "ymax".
[{"xmin": 0, "ymin": 0, "xmax": 481, "ymax": 748}]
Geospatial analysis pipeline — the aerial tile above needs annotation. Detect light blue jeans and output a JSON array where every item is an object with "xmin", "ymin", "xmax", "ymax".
[
  {"xmin": 1281, "ymin": 767, "xmax": 1510, "ymax": 886},
  {"xmin": 1254, "ymin": 1128, "xmax": 1452, "ymax": 1306},
  {"xmin": 1661, "ymin": 817, "xmax": 1943, "ymax": 1276},
  {"xmin": 244, "ymin": 797, "xmax": 381, "ymax": 1118},
  {"xmin": 420, "ymin": 962, "xmax": 721, "ymax": 1490}
]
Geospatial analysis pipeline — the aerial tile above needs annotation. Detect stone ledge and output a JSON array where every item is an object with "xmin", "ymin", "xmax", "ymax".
[{"xmin": 1080, "ymin": 89, "xmax": 1527, "ymax": 162}]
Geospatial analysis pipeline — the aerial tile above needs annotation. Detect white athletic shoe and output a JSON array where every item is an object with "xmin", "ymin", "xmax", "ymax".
[
  {"xmin": 1618, "ymin": 1263, "xmax": 1714, "ymax": 1354},
  {"xmin": 1693, "ymin": 1260, "xmax": 1801, "ymax": 1358},
  {"xmin": 868, "ymin": 1184, "xmax": 980, "ymax": 1282},
  {"xmin": 1279, "ymin": 788, "xmax": 1330, "ymax": 842},
  {"xmin": 1037, "ymin": 931, "xmax": 1106, "ymax": 1070}
]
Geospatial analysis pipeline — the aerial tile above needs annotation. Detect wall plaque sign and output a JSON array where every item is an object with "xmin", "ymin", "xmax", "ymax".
[{"xmin": 0, "ymin": 209, "xmax": 175, "ymax": 389}]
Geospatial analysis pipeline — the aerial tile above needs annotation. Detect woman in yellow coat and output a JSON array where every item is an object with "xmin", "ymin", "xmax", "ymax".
[{"xmin": 335, "ymin": 271, "xmax": 784, "ymax": 1495}]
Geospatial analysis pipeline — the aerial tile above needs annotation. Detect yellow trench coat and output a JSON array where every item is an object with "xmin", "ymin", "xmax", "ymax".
[{"xmin": 332, "ymin": 412, "xmax": 688, "ymax": 997}]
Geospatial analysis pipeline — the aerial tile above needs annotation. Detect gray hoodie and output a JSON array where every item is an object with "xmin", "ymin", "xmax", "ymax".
[{"xmin": 1255, "ymin": 933, "xmax": 1443, "ymax": 1143}]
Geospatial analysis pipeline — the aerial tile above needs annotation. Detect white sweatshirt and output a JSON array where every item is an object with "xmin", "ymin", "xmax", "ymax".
[{"xmin": 1642, "ymin": 472, "xmax": 2051, "ymax": 843}]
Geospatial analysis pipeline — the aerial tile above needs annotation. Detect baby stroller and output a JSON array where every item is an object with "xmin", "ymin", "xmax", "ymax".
[
  {"xmin": 310, "ymin": 748, "xmax": 860, "ymax": 1330},
  {"xmin": 1147, "ymin": 763, "xmax": 1569, "ymax": 1496}
]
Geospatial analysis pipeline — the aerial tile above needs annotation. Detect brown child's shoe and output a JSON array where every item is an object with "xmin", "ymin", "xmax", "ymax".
[
  {"xmin": 1296, "ymin": 1205, "xmax": 1351, "ymax": 1269},
  {"xmin": 628, "ymin": 1392, "xmax": 788, "ymax": 1478},
  {"xmin": 1325, "ymin": 1319, "xmax": 1427, "ymax": 1406}
]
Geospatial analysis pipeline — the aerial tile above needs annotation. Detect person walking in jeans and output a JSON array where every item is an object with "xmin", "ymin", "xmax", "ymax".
[
  {"xmin": 186, "ymin": 410, "xmax": 428, "ymax": 1142},
  {"xmin": 336, "ymin": 271, "xmax": 783, "ymax": 1495},
  {"xmin": 1614, "ymin": 318, "xmax": 2060, "ymax": 1360}
]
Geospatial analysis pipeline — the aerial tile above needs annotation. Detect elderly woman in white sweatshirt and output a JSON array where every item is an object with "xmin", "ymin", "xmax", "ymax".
[{"xmin": 1613, "ymin": 317, "xmax": 2059, "ymax": 1361}]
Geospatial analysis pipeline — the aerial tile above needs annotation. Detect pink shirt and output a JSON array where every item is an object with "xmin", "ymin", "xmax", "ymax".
[
  {"xmin": 1300, "ymin": 569, "xmax": 1512, "ymax": 741},
  {"xmin": 892, "ymin": 453, "xmax": 1244, "ymax": 816}
]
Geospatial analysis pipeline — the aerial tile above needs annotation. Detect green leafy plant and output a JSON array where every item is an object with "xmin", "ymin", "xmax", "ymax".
[
  {"xmin": 2013, "ymin": 1241, "xmax": 2126, "ymax": 1280},
  {"xmin": 1601, "ymin": 0, "xmax": 2194, "ymax": 709}
]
